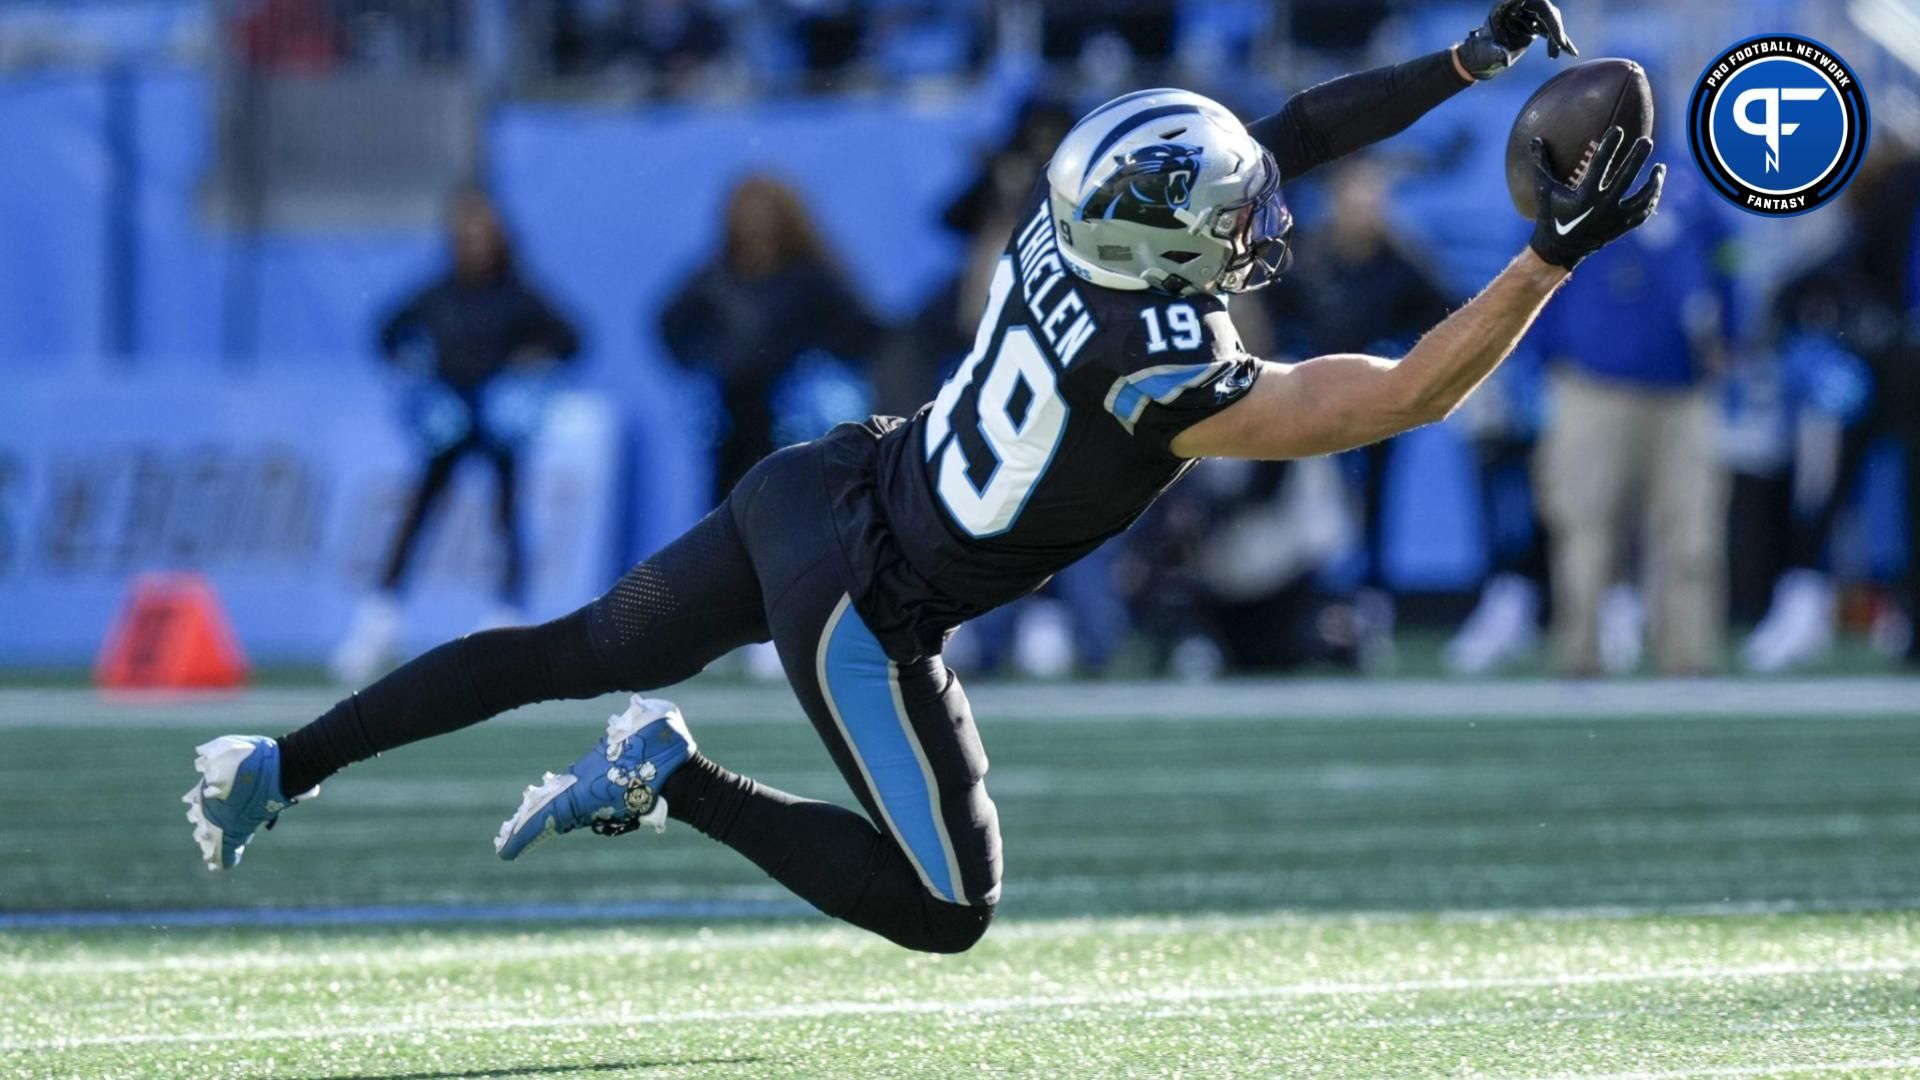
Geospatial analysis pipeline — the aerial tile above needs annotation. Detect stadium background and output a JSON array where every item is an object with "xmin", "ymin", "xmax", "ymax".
[
  {"xmin": 2, "ymin": 0, "xmax": 1914, "ymax": 670},
  {"xmin": 6, "ymin": 4, "xmax": 1920, "ymax": 1077}
]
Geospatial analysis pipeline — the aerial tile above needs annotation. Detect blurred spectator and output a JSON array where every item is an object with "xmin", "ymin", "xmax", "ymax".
[
  {"xmin": 659, "ymin": 175, "xmax": 878, "ymax": 506},
  {"xmin": 888, "ymin": 97, "xmax": 1074, "ymax": 417},
  {"xmin": 1719, "ymin": 346, "xmax": 1795, "ymax": 628},
  {"xmin": 950, "ymin": 541, "xmax": 1129, "ymax": 678},
  {"xmin": 1119, "ymin": 457, "xmax": 1356, "ymax": 677},
  {"xmin": 234, "ymin": 0, "xmax": 343, "ymax": 73},
  {"xmin": 788, "ymin": 0, "xmax": 869, "ymax": 84},
  {"xmin": 342, "ymin": 1, "xmax": 468, "ymax": 66},
  {"xmin": 1260, "ymin": 160, "xmax": 1455, "ymax": 664},
  {"xmin": 1742, "ymin": 146, "xmax": 1920, "ymax": 671},
  {"xmin": 1445, "ymin": 352, "xmax": 1551, "ymax": 674},
  {"xmin": 235, "ymin": 0, "xmax": 468, "ymax": 73},
  {"xmin": 332, "ymin": 188, "xmax": 581, "ymax": 682},
  {"xmin": 623, "ymin": 0, "xmax": 728, "ymax": 72},
  {"xmin": 940, "ymin": 97, "xmax": 1076, "ymax": 244},
  {"xmin": 549, "ymin": 0, "xmax": 730, "ymax": 90},
  {"xmin": 866, "ymin": 0, "xmax": 984, "ymax": 85},
  {"xmin": 1040, "ymin": 0, "xmax": 1176, "ymax": 67},
  {"xmin": 1532, "ymin": 173, "xmax": 1735, "ymax": 676},
  {"xmin": 1285, "ymin": 0, "xmax": 1391, "ymax": 54}
]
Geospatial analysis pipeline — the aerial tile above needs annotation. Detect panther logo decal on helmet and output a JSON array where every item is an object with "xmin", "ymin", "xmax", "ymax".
[
  {"xmin": 1047, "ymin": 89, "xmax": 1284, "ymax": 294},
  {"xmin": 1077, "ymin": 143, "xmax": 1204, "ymax": 228}
]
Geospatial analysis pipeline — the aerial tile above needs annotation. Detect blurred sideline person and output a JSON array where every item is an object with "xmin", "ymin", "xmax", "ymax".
[
  {"xmin": 548, "ymin": 0, "xmax": 731, "ymax": 94},
  {"xmin": 1447, "ymin": 350, "xmax": 1552, "ymax": 673},
  {"xmin": 950, "ymin": 540, "xmax": 1131, "ymax": 678},
  {"xmin": 890, "ymin": 98, "xmax": 1079, "ymax": 417},
  {"xmin": 189, "ymin": 2, "xmax": 1663, "ymax": 956},
  {"xmin": 660, "ymin": 175, "xmax": 879, "ymax": 508},
  {"xmin": 1260, "ymin": 159, "xmax": 1456, "ymax": 664},
  {"xmin": 1120, "ymin": 457, "xmax": 1356, "ymax": 676},
  {"xmin": 1531, "ymin": 173, "xmax": 1731, "ymax": 676},
  {"xmin": 331, "ymin": 189, "xmax": 580, "ymax": 684},
  {"xmin": 1742, "ymin": 147, "xmax": 1920, "ymax": 671}
]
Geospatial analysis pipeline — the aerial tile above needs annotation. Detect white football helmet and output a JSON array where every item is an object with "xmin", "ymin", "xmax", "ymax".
[{"xmin": 1046, "ymin": 88, "xmax": 1292, "ymax": 296}]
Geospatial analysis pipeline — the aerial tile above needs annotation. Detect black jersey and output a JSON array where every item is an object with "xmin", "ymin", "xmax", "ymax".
[{"xmin": 819, "ymin": 185, "xmax": 1262, "ymax": 660}]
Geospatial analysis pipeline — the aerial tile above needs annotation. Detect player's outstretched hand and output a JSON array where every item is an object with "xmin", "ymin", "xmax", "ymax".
[
  {"xmin": 1527, "ymin": 126, "xmax": 1665, "ymax": 270},
  {"xmin": 1457, "ymin": 0, "xmax": 1578, "ymax": 80}
]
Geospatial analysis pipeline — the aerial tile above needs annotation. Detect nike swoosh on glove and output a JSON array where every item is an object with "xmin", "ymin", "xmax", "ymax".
[{"xmin": 1528, "ymin": 126, "xmax": 1666, "ymax": 270}]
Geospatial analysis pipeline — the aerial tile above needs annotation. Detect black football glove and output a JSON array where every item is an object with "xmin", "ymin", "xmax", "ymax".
[
  {"xmin": 1528, "ymin": 126, "xmax": 1666, "ymax": 270},
  {"xmin": 1457, "ymin": 0, "xmax": 1578, "ymax": 80}
]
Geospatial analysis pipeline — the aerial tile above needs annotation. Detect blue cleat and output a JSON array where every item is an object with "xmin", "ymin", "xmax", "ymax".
[
  {"xmin": 182, "ymin": 736, "xmax": 316, "ymax": 871},
  {"xmin": 494, "ymin": 696, "xmax": 697, "ymax": 860}
]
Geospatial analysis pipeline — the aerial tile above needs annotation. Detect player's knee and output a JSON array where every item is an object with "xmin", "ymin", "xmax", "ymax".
[
  {"xmin": 916, "ymin": 899, "xmax": 995, "ymax": 954},
  {"xmin": 930, "ymin": 819, "xmax": 1000, "ymax": 954}
]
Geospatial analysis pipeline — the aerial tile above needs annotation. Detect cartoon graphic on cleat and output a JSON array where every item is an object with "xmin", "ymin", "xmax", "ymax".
[
  {"xmin": 494, "ymin": 696, "xmax": 697, "ymax": 861},
  {"xmin": 183, "ymin": 735, "xmax": 316, "ymax": 871}
]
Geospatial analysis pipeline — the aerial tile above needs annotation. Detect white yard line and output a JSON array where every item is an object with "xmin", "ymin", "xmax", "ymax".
[
  {"xmin": 8, "ymin": 958, "xmax": 1916, "ymax": 1052},
  {"xmin": 1092, "ymin": 1004, "xmax": 1673, "ymax": 1028},
  {"xmin": 1522, "ymin": 1057, "xmax": 1920, "ymax": 1079},
  {"xmin": 7, "ymin": 902, "xmax": 1916, "ymax": 977},
  {"xmin": 8, "ymin": 903, "xmax": 1917, "ymax": 977},
  {"xmin": 0, "ymin": 677, "xmax": 1915, "ymax": 730}
]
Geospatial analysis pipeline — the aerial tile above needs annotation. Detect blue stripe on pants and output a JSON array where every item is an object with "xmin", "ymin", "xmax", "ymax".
[{"xmin": 816, "ymin": 596, "xmax": 960, "ymax": 904}]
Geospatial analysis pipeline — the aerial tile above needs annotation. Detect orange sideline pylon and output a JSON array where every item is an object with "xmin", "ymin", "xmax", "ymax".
[{"xmin": 95, "ymin": 572, "xmax": 249, "ymax": 690}]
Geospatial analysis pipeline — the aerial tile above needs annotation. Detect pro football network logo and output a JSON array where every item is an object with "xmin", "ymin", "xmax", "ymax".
[{"xmin": 1688, "ymin": 34, "xmax": 1869, "ymax": 217}]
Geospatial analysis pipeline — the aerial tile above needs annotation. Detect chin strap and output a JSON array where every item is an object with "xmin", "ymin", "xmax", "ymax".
[{"xmin": 1144, "ymin": 269, "xmax": 1198, "ymax": 296}]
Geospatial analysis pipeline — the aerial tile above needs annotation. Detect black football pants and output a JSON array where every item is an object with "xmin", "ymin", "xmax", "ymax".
[{"xmin": 281, "ymin": 442, "xmax": 1001, "ymax": 953}]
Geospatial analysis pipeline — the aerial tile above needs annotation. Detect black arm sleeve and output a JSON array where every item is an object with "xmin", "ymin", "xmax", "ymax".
[{"xmin": 1247, "ymin": 49, "xmax": 1470, "ymax": 179}]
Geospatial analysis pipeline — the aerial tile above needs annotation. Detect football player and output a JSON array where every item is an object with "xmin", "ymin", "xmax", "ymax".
[{"xmin": 186, "ymin": 0, "xmax": 1661, "ymax": 953}]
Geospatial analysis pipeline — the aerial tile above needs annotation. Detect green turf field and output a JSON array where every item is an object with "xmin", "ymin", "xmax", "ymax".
[{"xmin": 2, "ymin": 681, "xmax": 1918, "ymax": 1078}]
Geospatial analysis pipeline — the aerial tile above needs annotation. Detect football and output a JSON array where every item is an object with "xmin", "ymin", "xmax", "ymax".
[{"xmin": 1505, "ymin": 58, "xmax": 1655, "ymax": 217}]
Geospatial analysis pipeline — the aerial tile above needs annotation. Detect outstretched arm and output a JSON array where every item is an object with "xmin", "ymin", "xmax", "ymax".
[
  {"xmin": 1172, "ymin": 127, "xmax": 1665, "ymax": 462},
  {"xmin": 1247, "ymin": 0, "xmax": 1577, "ymax": 179},
  {"xmin": 1170, "ymin": 252, "xmax": 1566, "ymax": 459}
]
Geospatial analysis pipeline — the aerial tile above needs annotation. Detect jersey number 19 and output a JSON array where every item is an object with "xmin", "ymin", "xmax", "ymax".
[{"xmin": 924, "ymin": 258, "xmax": 1069, "ymax": 539}]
